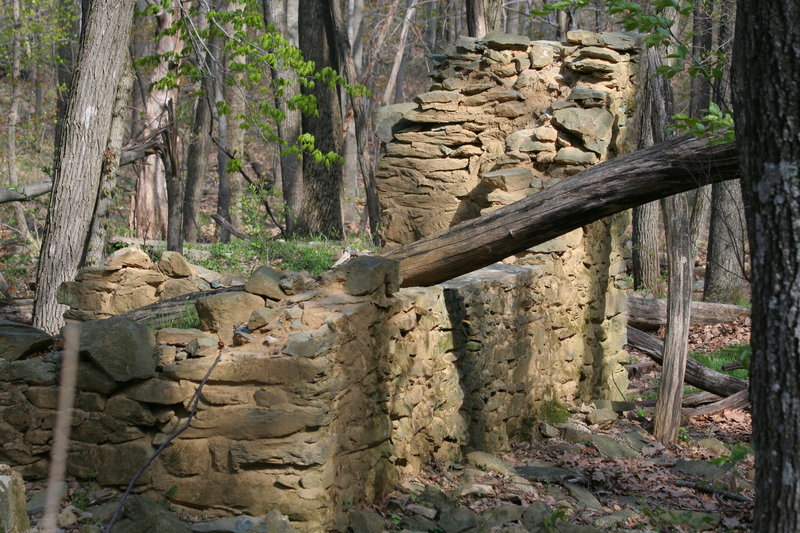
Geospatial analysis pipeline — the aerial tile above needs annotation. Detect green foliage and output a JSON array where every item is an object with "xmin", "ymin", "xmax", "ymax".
[
  {"xmin": 709, "ymin": 443, "xmax": 751, "ymax": 469},
  {"xmin": 135, "ymin": 0, "xmax": 366, "ymax": 169},
  {"xmin": 671, "ymin": 102, "xmax": 735, "ymax": 144},
  {"xmin": 539, "ymin": 399, "xmax": 571, "ymax": 424},
  {"xmin": 690, "ymin": 344, "xmax": 750, "ymax": 379}
]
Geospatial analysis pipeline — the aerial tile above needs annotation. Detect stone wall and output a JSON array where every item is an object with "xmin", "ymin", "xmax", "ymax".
[
  {"xmin": 1, "ymin": 249, "xmax": 630, "ymax": 531},
  {"xmin": 376, "ymin": 29, "xmax": 641, "ymax": 245}
]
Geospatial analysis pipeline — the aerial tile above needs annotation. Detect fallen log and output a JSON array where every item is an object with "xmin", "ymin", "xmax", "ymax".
[
  {"xmin": 628, "ymin": 297, "xmax": 750, "ymax": 330},
  {"xmin": 626, "ymin": 326, "xmax": 747, "ymax": 398},
  {"xmin": 0, "ymin": 178, "xmax": 53, "ymax": 204},
  {"xmin": 115, "ymin": 285, "xmax": 244, "ymax": 329},
  {"xmin": 386, "ymin": 135, "xmax": 738, "ymax": 287},
  {"xmin": 0, "ymin": 142, "xmax": 160, "ymax": 205},
  {"xmin": 683, "ymin": 389, "xmax": 750, "ymax": 416}
]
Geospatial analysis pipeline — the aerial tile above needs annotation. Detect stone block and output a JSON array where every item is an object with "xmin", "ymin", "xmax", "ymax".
[
  {"xmin": 0, "ymin": 464, "xmax": 29, "ymax": 533},
  {"xmin": 105, "ymin": 395, "xmax": 156, "ymax": 426},
  {"xmin": 156, "ymin": 328, "xmax": 211, "ymax": 346},
  {"xmin": 157, "ymin": 278, "xmax": 198, "ymax": 300},
  {"xmin": 79, "ymin": 317, "xmax": 156, "ymax": 383},
  {"xmin": 196, "ymin": 291, "xmax": 265, "ymax": 345},
  {"xmin": 0, "ymin": 360, "xmax": 57, "ymax": 385},
  {"xmin": 158, "ymin": 251, "xmax": 193, "ymax": 277},
  {"xmin": 552, "ymin": 107, "xmax": 614, "ymax": 156},
  {"xmin": 124, "ymin": 378, "xmax": 195, "ymax": 405},
  {"xmin": 105, "ymin": 246, "xmax": 153, "ymax": 270},
  {"xmin": 0, "ymin": 320, "xmax": 54, "ymax": 361},
  {"xmin": 482, "ymin": 31, "xmax": 531, "ymax": 51},
  {"xmin": 245, "ymin": 266, "xmax": 286, "ymax": 300},
  {"xmin": 337, "ymin": 256, "xmax": 400, "ymax": 297},
  {"xmin": 554, "ymin": 147, "xmax": 599, "ymax": 165}
]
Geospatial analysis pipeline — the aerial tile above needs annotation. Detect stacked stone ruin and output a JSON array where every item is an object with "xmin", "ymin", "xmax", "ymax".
[{"xmin": 0, "ymin": 29, "xmax": 642, "ymax": 532}]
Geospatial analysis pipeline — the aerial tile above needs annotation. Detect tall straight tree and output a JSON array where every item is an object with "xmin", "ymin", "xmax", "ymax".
[
  {"xmin": 33, "ymin": 0, "xmax": 136, "ymax": 333},
  {"xmin": 295, "ymin": 0, "xmax": 344, "ymax": 238},
  {"xmin": 732, "ymin": 0, "xmax": 800, "ymax": 530},
  {"xmin": 263, "ymin": 0, "xmax": 303, "ymax": 234}
]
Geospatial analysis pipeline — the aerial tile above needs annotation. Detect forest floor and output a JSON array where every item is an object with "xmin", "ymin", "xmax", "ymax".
[{"xmin": 361, "ymin": 318, "xmax": 754, "ymax": 532}]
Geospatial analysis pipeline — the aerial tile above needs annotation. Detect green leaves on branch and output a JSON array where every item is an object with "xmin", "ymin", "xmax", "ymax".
[
  {"xmin": 671, "ymin": 102, "xmax": 734, "ymax": 144},
  {"xmin": 136, "ymin": 0, "xmax": 366, "ymax": 165}
]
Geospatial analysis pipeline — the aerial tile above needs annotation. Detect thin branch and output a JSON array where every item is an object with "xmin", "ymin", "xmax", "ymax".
[
  {"xmin": 104, "ymin": 346, "xmax": 225, "ymax": 533},
  {"xmin": 675, "ymin": 480, "xmax": 754, "ymax": 504}
]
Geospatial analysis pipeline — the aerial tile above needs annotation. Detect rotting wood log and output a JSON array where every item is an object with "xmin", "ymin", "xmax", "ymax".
[
  {"xmin": 115, "ymin": 285, "xmax": 244, "ymax": 329},
  {"xmin": 683, "ymin": 389, "xmax": 750, "ymax": 416},
  {"xmin": 385, "ymin": 135, "xmax": 738, "ymax": 287},
  {"xmin": 627, "ymin": 325, "xmax": 747, "ymax": 397},
  {"xmin": 0, "ymin": 141, "xmax": 162, "ymax": 205},
  {"xmin": 628, "ymin": 296, "xmax": 750, "ymax": 330}
]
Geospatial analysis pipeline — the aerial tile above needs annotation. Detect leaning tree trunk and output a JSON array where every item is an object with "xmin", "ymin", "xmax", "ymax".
[
  {"xmin": 653, "ymin": 192, "xmax": 692, "ymax": 444},
  {"xmin": 33, "ymin": 0, "xmax": 136, "ymax": 333},
  {"xmin": 295, "ymin": 0, "xmax": 344, "ymax": 238},
  {"xmin": 83, "ymin": 57, "xmax": 135, "ymax": 267},
  {"xmin": 732, "ymin": 1, "xmax": 800, "ymax": 530},
  {"xmin": 386, "ymin": 135, "xmax": 738, "ymax": 288}
]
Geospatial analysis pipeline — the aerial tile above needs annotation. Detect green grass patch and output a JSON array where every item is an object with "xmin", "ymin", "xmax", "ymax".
[
  {"xmin": 199, "ymin": 234, "xmax": 377, "ymax": 279},
  {"xmin": 690, "ymin": 344, "xmax": 750, "ymax": 380}
]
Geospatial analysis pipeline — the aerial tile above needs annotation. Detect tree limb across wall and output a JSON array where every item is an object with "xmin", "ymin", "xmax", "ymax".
[
  {"xmin": 385, "ymin": 135, "xmax": 738, "ymax": 287},
  {"xmin": 0, "ymin": 138, "xmax": 164, "ymax": 205}
]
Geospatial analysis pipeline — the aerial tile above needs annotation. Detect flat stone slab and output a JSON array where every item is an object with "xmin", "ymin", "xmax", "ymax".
[{"xmin": 514, "ymin": 465, "xmax": 579, "ymax": 482}]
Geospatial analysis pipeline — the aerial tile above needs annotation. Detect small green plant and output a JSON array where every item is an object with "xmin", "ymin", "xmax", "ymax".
[
  {"xmin": 542, "ymin": 505, "xmax": 570, "ymax": 533},
  {"xmin": 71, "ymin": 487, "xmax": 90, "ymax": 511},
  {"xmin": 710, "ymin": 443, "xmax": 751, "ymax": 469},
  {"xmin": 539, "ymin": 399, "xmax": 570, "ymax": 425},
  {"xmin": 678, "ymin": 427, "xmax": 691, "ymax": 443},
  {"xmin": 691, "ymin": 345, "xmax": 751, "ymax": 379}
]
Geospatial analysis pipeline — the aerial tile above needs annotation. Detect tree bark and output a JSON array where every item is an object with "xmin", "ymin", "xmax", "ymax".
[
  {"xmin": 653, "ymin": 192, "xmax": 692, "ymax": 444},
  {"xmin": 295, "ymin": 0, "xmax": 344, "ymax": 238},
  {"xmin": 704, "ymin": 1, "xmax": 747, "ymax": 303},
  {"xmin": 182, "ymin": 9, "xmax": 213, "ymax": 245},
  {"xmin": 465, "ymin": 0, "xmax": 486, "ymax": 37},
  {"xmin": 263, "ymin": 0, "xmax": 303, "ymax": 234},
  {"xmin": 732, "ymin": 1, "xmax": 800, "ymax": 530},
  {"xmin": 33, "ymin": 0, "xmax": 136, "ymax": 333},
  {"xmin": 626, "ymin": 296, "xmax": 750, "ymax": 330},
  {"xmin": 382, "ymin": 0, "xmax": 418, "ymax": 106},
  {"xmin": 385, "ymin": 135, "xmax": 739, "ymax": 288},
  {"xmin": 329, "ymin": 0, "xmax": 381, "ymax": 240},
  {"xmin": 626, "ymin": 326, "xmax": 747, "ymax": 398},
  {"xmin": 82, "ymin": 57, "xmax": 135, "ymax": 267},
  {"xmin": 7, "ymin": 0, "xmax": 29, "ymax": 241},
  {"xmin": 632, "ymin": 47, "xmax": 673, "ymax": 296},
  {"xmin": 134, "ymin": 0, "xmax": 182, "ymax": 240},
  {"xmin": 704, "ymin": 180, "xmax": 748, "ymax": 302}
]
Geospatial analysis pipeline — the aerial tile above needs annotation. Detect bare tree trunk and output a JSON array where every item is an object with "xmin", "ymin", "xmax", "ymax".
[
  {"xmin": 341, "ymin": 0, "xmax": 365, "ymax": 228},
  {"xmin": 733, "ymin": 2, "xmax": 800, "ymax": 527},
  {"xmin": 135, "ymin": 0, "xmax": 182, "ymax": 240},
  {"xmin": 506, "ymin": 0, "xmax": 520, "ymax": 34},
  {"xmin": 484, "ymin": 0, "xmax": 503, "ymax": 32},
  {"xmin": 83, "ymin": 57, "xmax": 135, "ymax": 267},
  {"xmin": 263, "ymin": 0, "xmax": 303, "ymax": 234},
  {"xmin": 704, "ymin": 0, "xmax": 747, "ymax": 303},
  {"xmin": 163, "ymin": 101, "xmax": 182, "ymax": 253},
  {"xmin": 653, "ymin": 192, "xmax": 692, "ymax": 444},
  {"xmin": 632, "ymin": 47, "xmax": 673, "ymax": 296},
  {"xmin": 465, "ymin": 0, "xmax": 486, "ymax": 37},
  {"xmin": 687, "ymin": 1, "xmax": 714, "ymax": 257},
  {"xmin": 295, "ymin": 0, "xmax": 344, "ymax": 238},
  {"xmin": 329, "ymin": 0, "xmax": 381, "ymax": 240},
  {"xmin": 182, "ymin": 3, "xmax": 212, "ymax": 244},
  {"xmin": 7, "ymin": 0, "xmax": 30, "ymax": 241},
  {"xmin": 382, "ymin": 0, "xmax": 418, "ymax": 106},
  {"xmin": 704, "ymin": 180, "xmax": 747, "ymax": 302},
  {"xmin": 33, "ymin": 0, "xmax": 136, "ymax": 333}
]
